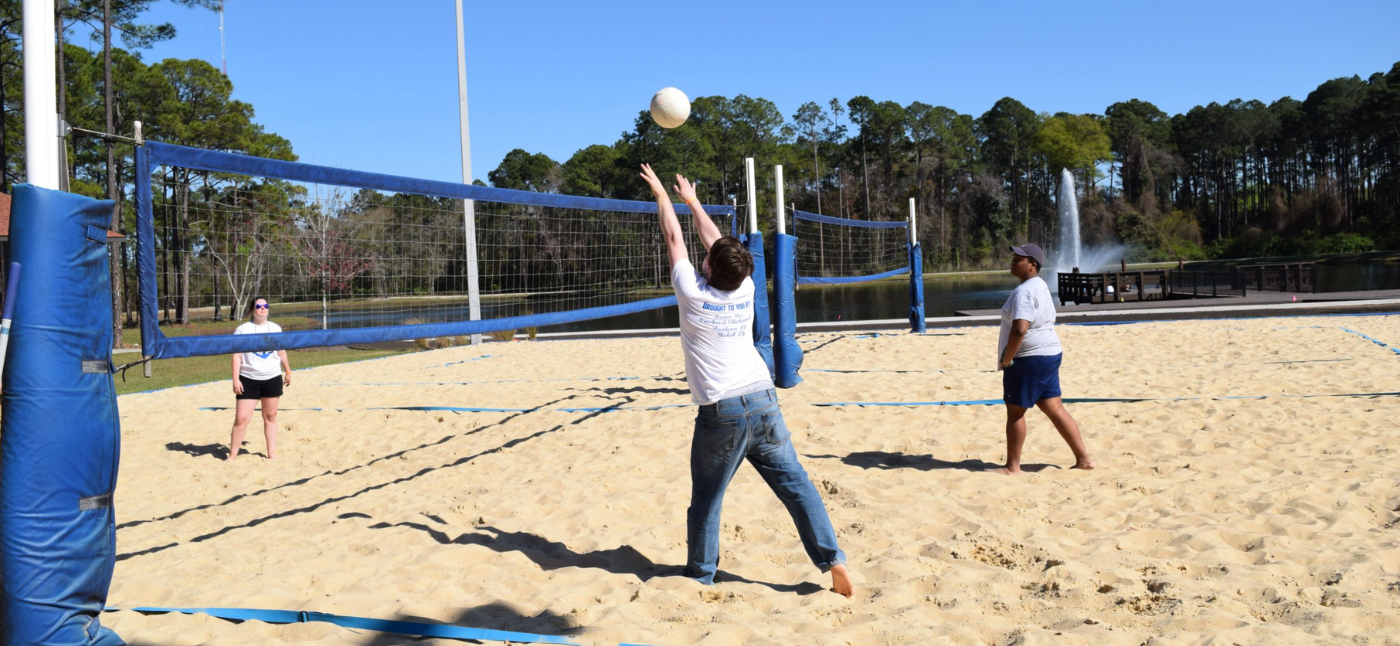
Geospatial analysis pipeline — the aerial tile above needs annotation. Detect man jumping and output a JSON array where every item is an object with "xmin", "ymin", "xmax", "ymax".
[{"xmin": 639, "ymin": 163, "xmax": 853, "ymax": 597}]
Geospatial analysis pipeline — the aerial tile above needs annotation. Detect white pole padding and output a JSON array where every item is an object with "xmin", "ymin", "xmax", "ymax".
[
  {"xmin": 745, "ymin": 157, "xmax": 758, "ymax": 234},
  {"xmin": 774, "ymin": 165, "xmax": 786, "ymax": 236},
  {"xmin": 455, "ymin": 0, "xmax": 482, "ymax": 345},
  {"xmin": 23, "ymin": 0, "xmax": 59, "ymax": 189}
]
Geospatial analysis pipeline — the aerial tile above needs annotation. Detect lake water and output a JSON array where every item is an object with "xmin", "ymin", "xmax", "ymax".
[{"xmin": 310, "ymin": 262, "xmax": 1400, "ymax": 335}]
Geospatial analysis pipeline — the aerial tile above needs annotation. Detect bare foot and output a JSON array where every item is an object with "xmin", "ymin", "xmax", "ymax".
[
  {"xmin": 829, "ymin": 564, "xmax": 854, "ymax": 598},
  {"xmin": 224, "ymin": 452, "xmax": 238, "ymax": 463},
  {"xmin": 1071, "ymin": 459, "xmax": 1095, "ymax": 470},
  {"xmin": 985, "ymin": 466, "xmax": 1021, "ymax": 475}
]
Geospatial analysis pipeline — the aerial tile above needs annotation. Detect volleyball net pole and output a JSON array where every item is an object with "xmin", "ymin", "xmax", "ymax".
[
  {"xmin": 454, "ymin": 0, "xmax": 483, "ymax": 345},
  {"xmin": 909, "ymin": 197, "xmax": 926, "ymax": 333},
  {"xmin": 771, "ymin": 164, "xmax": 803, "ymax": 387},
  {"xmin": 742, "ymin": 158, "xmax": 774, "ymax": 377}
]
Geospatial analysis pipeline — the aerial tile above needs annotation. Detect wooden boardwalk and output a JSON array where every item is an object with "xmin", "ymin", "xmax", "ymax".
[{"xmin": 955, "ymin": 289, "xmax": 1400, "ymax": 317}]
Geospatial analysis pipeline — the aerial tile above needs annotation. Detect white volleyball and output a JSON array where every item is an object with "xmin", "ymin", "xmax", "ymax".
[{"xmin": 650, "ymin": 87, "xmax": 691, "ymax": 129}]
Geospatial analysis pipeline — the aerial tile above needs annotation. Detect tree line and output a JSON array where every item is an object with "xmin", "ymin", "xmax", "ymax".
[
  {"xmin": 490, "ymin": 61, "xmax": 1400, "ymax": 269},
  {"xmin": 2, "ymin": 1, "xmax": 1397, "ymax": 342}
]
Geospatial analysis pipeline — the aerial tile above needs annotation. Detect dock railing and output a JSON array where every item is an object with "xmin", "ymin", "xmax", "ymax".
[
  {"xmin": 1057, "ymin": 262, "xmax": 1314, "ymax": 306},
  {"xmin": 1058, "ymin": 268, "xmax": 1170, "ymax": 306}
]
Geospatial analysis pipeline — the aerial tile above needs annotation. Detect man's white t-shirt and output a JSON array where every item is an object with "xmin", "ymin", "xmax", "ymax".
[
  {"xmin": 997, "ymin": 276, "xmax": 1062, "ymax": 361},
  {"xmin": 234, "ymin": 321, "xmax": 284, "ymax": 380},
  {"xmin": 672, "ymin": 259, "xmax": 774, "ymax": 405}
]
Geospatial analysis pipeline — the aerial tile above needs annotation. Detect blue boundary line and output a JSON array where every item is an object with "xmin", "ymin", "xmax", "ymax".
[
  {"xmin": 197, "ymin": 403, "xmax": 691, "ymax": 413},
  {"xmin": 103, "ymin": 606, "xmax": 578, "ymax": 644},
  {"xmin": 1339, "ymin": 326, "xmax": 1400, "ymax": 355},
  {"xmin": 1062, "ymin": 310, "xmax": 1400, "ymax": 327},
  {"xmin": 813, "ymin": 391, "xmax": 1400, "ymax": 407}
]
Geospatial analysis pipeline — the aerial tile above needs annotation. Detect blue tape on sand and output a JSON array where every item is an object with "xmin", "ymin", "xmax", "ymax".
[
  {"xmin": 1062, "ymin": 311, "xmax": 1400, "ymax": 327},
  {"xmin": 813, "ymin": 391, "xmax": 1400, "ymax": 407},
  {"xmin": 445, "ymin": 354, "xmax": 501, "ymax": 364},
  {"xmin": 198, "ymin": 406, "xmax": 532, "ymax": 413},
  {"xmin": 104, "ymin": 606, "xmax": 579, "ymax": 644},
  {"xmin": 1339, "ymin": 327, "xmax": 1400, "ymax": 355},
  {"xmin": 198, "ymin": 404, "xmax": 693, "ymax": 413}
]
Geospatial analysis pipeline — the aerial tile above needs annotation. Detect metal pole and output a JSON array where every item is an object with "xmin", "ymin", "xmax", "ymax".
[
  {"xmin": 773, "ymin": 165, "xmax": 785, "ymax": 236},
  {"xmin": 219, "ymin": 0, "xmax": 227, "ymax": 76},
  {"xmin": 23, "ymin": 0, "xmax": 60, "ymax": 189},
  {"xmin": 454, "ymin": 0, "xmax": 482, "ymax": 345},
  {"xmin": 745, "ymin": 157, "xmax": 758, "ymax": 234}
]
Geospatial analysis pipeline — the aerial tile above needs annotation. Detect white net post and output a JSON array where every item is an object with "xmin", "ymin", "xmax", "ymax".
[
  {"xmin": 745, "ymin": 158, "xmax": 758, "ymax": 235},
  {"xmin": 908, "ymin": 197, "xmax": 916, "ymax": 246},
  {"xmin": 454, "ymin": 0, "xmax": 482, "ymax": 344},
  {"xmin": 774, "ymin": 165, "xmax": 786, "ymax": 236},
  {"xmin": 23, "ymin": 0, "xmax": 59, "ymax": 189}
]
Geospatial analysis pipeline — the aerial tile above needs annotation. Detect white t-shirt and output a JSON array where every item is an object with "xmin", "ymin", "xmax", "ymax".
[
  {"xmin": 234, "ymin": 320, "xmax": 284, "ymax": 380},
  {"xmin": 672, "ymin": 259, "xmax": 774, "ymax": 405},
  {"xmin": 997, "ymin": 276, "xmax": 1062, "ymax": 361}
]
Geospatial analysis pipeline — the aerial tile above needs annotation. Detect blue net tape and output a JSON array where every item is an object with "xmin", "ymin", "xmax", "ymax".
[
  {"xmin": 793, "ymin": 210, "xmax": 908, "ymax": 229},
  {"xmin": 797, "ymin": 266, "xmax": 909, "ymax": 285}
]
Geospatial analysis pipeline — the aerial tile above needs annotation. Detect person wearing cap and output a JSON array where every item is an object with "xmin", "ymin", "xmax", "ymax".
[{"xmin": 989, "ymin": 243, "xmax": 1094, "ymax": 475}]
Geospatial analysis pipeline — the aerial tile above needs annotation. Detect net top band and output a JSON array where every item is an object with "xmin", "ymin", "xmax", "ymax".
[
  {"xmin": 793, "ymin": 209, "xmax": 907, "ymax": 229},
  {"xmin": 145, "ymin": 141, "xmax": 736, "ymax": 216}
]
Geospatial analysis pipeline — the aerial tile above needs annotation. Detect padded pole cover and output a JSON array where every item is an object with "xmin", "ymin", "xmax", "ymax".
[
  {"xmin": 909, "ymin": 243, "xmax": 926, "ymax": 333},
  {"xmin": 744, "ymin": 232, "xmax": 774, "ymax": 378},
  {"xmin": 1, "ymin": 185, "xmax": 124, "ymax": 645},
  {"xmin": 772, "ymin": 233, "xmax": 803, "ymax": 388}
]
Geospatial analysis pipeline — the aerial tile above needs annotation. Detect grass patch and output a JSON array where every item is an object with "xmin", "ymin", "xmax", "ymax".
[{"xmin": 116, "ymin": 346, "xmax": 416, "ymax": 396}]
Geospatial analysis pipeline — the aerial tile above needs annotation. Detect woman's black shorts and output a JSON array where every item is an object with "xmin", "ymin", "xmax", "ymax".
[{"xmin": 236, "ymin": 375, "xmax": 284, "ymax": 400}]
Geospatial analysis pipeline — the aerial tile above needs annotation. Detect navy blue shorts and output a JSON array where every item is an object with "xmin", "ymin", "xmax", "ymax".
[{"xmin": 1002, "ymin": 353, "xmax": 1062, "ymax": 408}]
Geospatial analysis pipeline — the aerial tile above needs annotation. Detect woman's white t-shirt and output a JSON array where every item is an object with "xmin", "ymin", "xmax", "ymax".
[
  {"xmin": 234, "ymin": 320, "xmax": 283, "ymax": 380},
  {"xmin": 671, "ymin": 259, "xmax": 774, "ymax": 405}
]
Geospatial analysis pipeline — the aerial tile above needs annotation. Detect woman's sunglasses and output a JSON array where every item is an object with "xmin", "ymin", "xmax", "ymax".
[{"xmin": 254, "ymin": 304, "xmax": 270, "ymax": 310}]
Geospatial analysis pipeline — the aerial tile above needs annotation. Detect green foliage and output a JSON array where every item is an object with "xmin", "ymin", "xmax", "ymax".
[
  {"xmin": 1034, "ymin": 113, "xmax": 1111, "ymax": 181},
  {"xmin": 561, "ymin": 143, "xmax": 624, "ymax": 197},
  {"xmin": 488, "ymin": 149, "xmax": 561, "ymax": 192}
]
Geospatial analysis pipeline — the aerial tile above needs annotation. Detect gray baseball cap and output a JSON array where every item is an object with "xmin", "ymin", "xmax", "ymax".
[{"xmin": 1009, "ymin": 243, "xmax": 1045, "ymax": 267}]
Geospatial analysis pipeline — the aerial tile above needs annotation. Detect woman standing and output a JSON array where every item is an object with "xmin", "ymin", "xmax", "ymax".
[
  {"xmin": 990, "ymin": 244, "xmax": 1093, "ymax": 475},
  {"xmin": 228, "ymin": 298, "xmax": 290, "ymax": 461}
]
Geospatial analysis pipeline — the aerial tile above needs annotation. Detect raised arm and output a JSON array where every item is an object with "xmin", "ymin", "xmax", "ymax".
[
  {"xmin": 674, "ymin": 175, "xmax": 722, "ymax": 250},
  {"xmin": 640, "ymin": 164, "xmax": 689, "ymax": 268}
]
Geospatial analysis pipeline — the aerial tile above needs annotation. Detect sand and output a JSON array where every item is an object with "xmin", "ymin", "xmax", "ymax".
[{"xmin": 104, "ymin": 314, "xmax": 1400, "ymax": 645}]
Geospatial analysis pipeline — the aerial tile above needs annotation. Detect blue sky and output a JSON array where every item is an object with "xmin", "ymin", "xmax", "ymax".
[{"xmin": 101, "ymin": 0, "xmax": 1400, "ymax": 184}]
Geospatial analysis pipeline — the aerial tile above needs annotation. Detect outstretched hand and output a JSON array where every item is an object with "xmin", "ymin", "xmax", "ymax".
[
  {"xmin": 673, "ymin": 174, "xmax": 699, "ymax": 204},
  {"xmin": 639, "ymin": 164, "xmax": 668, "ymax": 199}
]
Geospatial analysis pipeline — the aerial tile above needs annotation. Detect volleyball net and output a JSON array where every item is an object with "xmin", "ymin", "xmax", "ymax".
[
  {"xmin": 134, "ymin": 142, "xmax": 738, "ymax": 359},
  {"xmin": 785, "ymin": 206, "xmax": 925, "ymax": 333}
]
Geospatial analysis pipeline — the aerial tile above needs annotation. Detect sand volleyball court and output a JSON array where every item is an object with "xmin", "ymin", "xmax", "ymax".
[{"xmin": 105, "ymin": 314, "xmax": 1400, "ymax": 645}]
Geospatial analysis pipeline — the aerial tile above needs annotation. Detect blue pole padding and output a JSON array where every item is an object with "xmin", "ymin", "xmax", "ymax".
[
  {"xmin": 744, "ymin": 231, "xmax": 774, "ymax": 379},
  {"xmin": 772, "ymin": 233, "xmax": 804, "ymax": 388},
  {"xmin": 2, "ymin": 186, "xmax": 124, "ymax": 645},
  {"xmin": 104, "ymin": 606, "xmax": 579, "ymax": 644},
  {"xmin": 2, "ymin": 262, "xmax": 20, "ymax": 320},
  {"xmin": 0, "ymin": 262, "xmax": 21, "ymax": 380},
  {"xmin": 908, "ymin": 243, "xmax": 926, "ymax": 333}
]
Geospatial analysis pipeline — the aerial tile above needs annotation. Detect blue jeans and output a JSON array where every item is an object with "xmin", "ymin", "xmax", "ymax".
[{"xmin": 684, "ymin": 388, "xmax": 846, "ymax": 584}]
